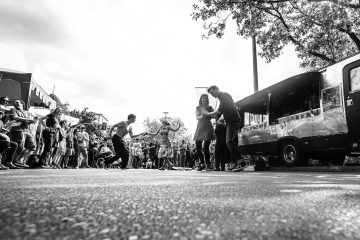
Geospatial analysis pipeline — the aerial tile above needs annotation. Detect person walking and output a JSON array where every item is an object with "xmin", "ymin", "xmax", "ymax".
[
  {"xmin": 205, "ymin": 85, "xmax": 248, "ymax": 172},
  {"xmin": 193, "ymin": 94, "xmax": 215, "ymax": 171},
  {"xmin": 104, "ymin": 114, "xmax": 144, "ymax": 169}
]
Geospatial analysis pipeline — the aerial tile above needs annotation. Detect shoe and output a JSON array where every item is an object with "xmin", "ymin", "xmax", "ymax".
[
  {"xmin": 38, "ymin": 164, "xmax": 52, "ymax": 169},
  {"xmin": 0, "ymin": 163, "xmax": 9, "ymax": 170},
  {"xmin": 212, "ymin": 167, "xmax": 221, "ymax": 171},
  {"xmin": 232, "ymin": 162, "xmax": 249, "ymax": 172},
  {"xmin": 13, "ymin": 161, "xmax": 27, "ymax": 168},
  {"xmin": 227, "ymin": 162, "xmax": 238, "ymax": 171},
  {"xmin": 197, "ymin": 164, "xmax": 205, "ymax": 171},
  {"xmin": 5, "ymin": 162, "xmax": 22, "ymax": 169},
  {"xmin": 205, "ymin": 166, "xmax": 212, "ymax": 171}
]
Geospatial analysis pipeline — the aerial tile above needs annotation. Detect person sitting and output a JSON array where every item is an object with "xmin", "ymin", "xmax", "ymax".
[
  {"xmin": 145, "ymin": 156, "xmax": 153, "ymax": 169},
  {"xmin": 0, "ymin": 109, "xmax": 18, "ymax": 170}
]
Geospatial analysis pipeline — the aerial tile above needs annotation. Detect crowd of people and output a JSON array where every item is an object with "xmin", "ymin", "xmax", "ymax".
[{"xmin": 0, "ymin": 85, "xmax": 250, "ymax": 172}]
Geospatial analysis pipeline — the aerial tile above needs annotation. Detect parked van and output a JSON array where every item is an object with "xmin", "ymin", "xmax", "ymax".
[{"xmin": 236, "ymin": 54, "xmax": 360, "ymax": 167}]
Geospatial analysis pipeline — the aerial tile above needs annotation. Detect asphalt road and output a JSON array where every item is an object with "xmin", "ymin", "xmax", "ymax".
[{"xmin": 1, "ymin": 169, "xmax": 360, "ymax": 240}]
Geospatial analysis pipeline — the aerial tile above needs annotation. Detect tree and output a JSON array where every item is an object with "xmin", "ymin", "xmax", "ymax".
[
  {"xmin": 142, "ymin": 117, "xmax": 192, "ymax": 143},
  {"xmin": 192, "ymin": 0, "xmax": 360, "ymax": 69}
]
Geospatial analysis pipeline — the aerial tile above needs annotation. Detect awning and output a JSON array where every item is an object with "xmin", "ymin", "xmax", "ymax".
[
  {"xmin": 0, "ymin": 67, "xmax": 56, "ymax": 110},
  {"xmin": 30, "ymin": 81, "xmax": 56, "ymax": 110}
]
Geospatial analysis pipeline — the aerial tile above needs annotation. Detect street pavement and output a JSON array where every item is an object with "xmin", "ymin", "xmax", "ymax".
[{"xmin": 1, "ymin": 168, "xmax": 360, "ymax": 240}]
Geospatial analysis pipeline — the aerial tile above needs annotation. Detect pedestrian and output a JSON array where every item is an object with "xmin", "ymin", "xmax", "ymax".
[
  {"xmin": 213, "ymin": 118, "xmax": 230, "ymax": 171},
  {"xmin": 206, "ymin": 85, "xmax": 248, "ymax": 172},
  {"xmin": 193, "ymin": 94, "xmax": 215, "ymax": 171},
  {"xmin": 104, "ymin": 114, "xmax": 144, "ymax": 169},
  {"xmin": 145, "ymin": 120, "xmax": 181, "ymax": 170}
]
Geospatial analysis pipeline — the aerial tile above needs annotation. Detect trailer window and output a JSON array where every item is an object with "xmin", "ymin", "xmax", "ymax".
[{"xmin": 350, "ymin": 66, "xmax": 360, "ymax": 92}]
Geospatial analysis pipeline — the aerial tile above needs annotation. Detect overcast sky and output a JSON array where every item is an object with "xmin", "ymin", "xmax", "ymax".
[{"xmin": 0, "ymin": 0, "xmax": 303, "ymax": 135}]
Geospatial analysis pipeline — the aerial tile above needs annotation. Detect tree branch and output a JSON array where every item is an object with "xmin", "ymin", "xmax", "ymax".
[{"xmin": 308, "ymin": 0, "xmax": 360, "ymax": 9}]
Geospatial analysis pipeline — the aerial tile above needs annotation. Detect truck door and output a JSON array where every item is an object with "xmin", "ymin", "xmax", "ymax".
[{"xmin": 343, "ymin": 60, "xmax": 360, "ymax": 140}]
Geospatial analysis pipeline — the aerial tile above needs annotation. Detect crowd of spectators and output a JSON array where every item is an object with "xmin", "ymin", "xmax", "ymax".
[{"xmin": 0, "ymin": 96, "xmax": 222, "ymax": 170}]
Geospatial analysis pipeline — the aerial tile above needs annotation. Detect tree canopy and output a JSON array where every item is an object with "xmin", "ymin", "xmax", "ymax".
[{"xmin": 192, "ymin": 0, "xmax": 360, "ymax": 69}]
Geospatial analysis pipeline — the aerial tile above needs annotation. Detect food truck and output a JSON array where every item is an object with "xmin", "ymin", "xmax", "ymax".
[{"xmin": 236, "ymin": 54, "xmax": 360, "ymax": 167}]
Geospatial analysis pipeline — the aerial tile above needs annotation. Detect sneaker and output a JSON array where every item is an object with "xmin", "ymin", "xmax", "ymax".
[
  {"xmin": 227, "ymin": 162, "xmax": 238, "ymax": 171},
  {"xmin": 205, "ymin": 166, "xmax": 212, "ymax": 171},
  {"xmin": 38, "ymin": 164, "xmax": 52, "ymax": 169},
  {"xmin": 13, "ymin": 161, "xmax": 27, "ymax": 168},
  {"xmin": 197, "ymin": 164, "xmax": 205, "ymax": 171},
  {"xmin": 0, "ymin": 163, "xmax": 9, "ymax": 170},
  {"xmin": 5, "ymin": 162, "xmax": 22, "ymax": 169},
  {"xmin": 232, "ymin": 162, "xmax": 249, "ymax": 172}
]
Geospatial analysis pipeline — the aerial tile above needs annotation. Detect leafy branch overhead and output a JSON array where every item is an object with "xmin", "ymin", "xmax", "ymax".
[{"xmin": 192, "ymin": 0, "xmax": 360, "ymax": 69}]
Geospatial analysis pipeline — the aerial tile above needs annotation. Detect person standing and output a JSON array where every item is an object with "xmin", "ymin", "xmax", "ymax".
[
  {"xmin": 206, "ymin": 85, "xmax": 248, "ymax": 172},
  {"xmin": 38, "ymin": 107, "xmax": 62, "ymax": 167},
  {"xmin": 193, "ymin": 94, "xmax": 215, "ymax": 171},
  {"xmin": 178, "ymin": 139, "xmax": 187, "ymax": 168},
  {"xmin": 104, "ymin": 114, "xmax": 144, "ymax": 169},
  {"xmin": 213, "ymin": 118, "xmax": 230, "ymax": 171},
  {"xmin": 75, "ymin": 125, "xmax": 90, "ymax": 168}
]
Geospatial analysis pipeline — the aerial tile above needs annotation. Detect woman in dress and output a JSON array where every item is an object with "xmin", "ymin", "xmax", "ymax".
[
  {"xmin": 145, "ymin": 120, "xmax": 181, "ymax": 170},
  {"xmin": 193, "ymin": 94, "xmax": 215, "ymax": 171}
]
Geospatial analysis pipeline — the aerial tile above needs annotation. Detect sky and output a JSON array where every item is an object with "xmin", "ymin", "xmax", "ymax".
[{"xmin": 0, "ymin": 0, "xmax": 304, "ymax": 136}]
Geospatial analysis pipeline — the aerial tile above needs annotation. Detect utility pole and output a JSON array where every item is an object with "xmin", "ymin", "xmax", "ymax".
[
  {"xmin": 252, "ymin": 35, "xmax": 259, "ymax": 93},
  {"xmin": 163, "ymin": 112, "xmax": 168, "ymax": 120}
]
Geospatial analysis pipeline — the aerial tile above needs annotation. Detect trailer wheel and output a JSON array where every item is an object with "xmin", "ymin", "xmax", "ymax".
[{"xmin": 280, "ymin": 142, "xmax": 302, "ymax": 167}]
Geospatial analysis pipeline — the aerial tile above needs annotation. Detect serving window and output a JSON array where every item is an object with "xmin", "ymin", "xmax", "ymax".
[{"xmin": 350, "ymin": 66, "xmax": 360, "ymax": 92}]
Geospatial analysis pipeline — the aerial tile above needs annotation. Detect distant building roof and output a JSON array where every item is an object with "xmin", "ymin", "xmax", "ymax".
[{"xmin": 95, "ymin": 113, "xmax": 108, "ymax": 121}]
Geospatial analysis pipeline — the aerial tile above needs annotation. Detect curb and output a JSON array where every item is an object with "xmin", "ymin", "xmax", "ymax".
[{"xmin": 268, "ymin": 166, "xmax": 360, "ymax": 172}]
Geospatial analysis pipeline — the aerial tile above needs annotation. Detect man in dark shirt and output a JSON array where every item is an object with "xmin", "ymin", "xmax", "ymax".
[
  {"xmin": 205, "ymin": 85, "xmax": 248, "ymax": 172},
  {"xmin": 213, "ymin": 118, "xmax": 230, "ymax": 171}
]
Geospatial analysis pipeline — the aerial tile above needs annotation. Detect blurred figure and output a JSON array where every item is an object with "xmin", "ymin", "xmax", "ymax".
[{"xmin": 145, "ymin": 120, "xmax": 181, "ymax": 170}]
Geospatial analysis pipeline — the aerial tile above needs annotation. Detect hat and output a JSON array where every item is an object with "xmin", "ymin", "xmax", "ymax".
[
  {"xmin": 0, "ymin": 96, "xmax": 9, "ymax": 102},
  {"xmin": 79, "ymin": 124, "xmax": 86, "ymax": 129}
]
